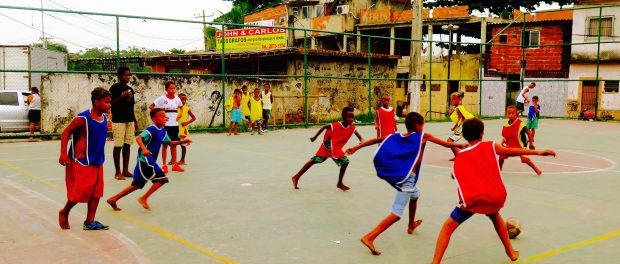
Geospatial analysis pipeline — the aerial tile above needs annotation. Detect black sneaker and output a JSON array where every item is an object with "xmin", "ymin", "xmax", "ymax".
[{"xmin": 83, "ymin": 220, "xmax": 109, "ymax": 230}]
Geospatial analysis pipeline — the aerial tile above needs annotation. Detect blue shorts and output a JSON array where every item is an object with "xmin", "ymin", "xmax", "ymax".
[
  {"xmin": 449, "ymin": 206, "xmax": 498, "ymax": 223},
  {"xmin": 391, "ymin": 174, "xmax": 421, "ymax": 217},
  {"xmin": 231, "ymin": 109, "xmax": 242, "ymax": 123},
  {"xmin": 132, "ymin": 161, "xmax": 169, "ymax": 189}
]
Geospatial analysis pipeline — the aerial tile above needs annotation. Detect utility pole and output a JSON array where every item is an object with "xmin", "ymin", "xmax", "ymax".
[
  {"xmin": 408, "ymin": 0, "xmax": 423, "ymax": 113},
  {"xmin": 195, "ymin": 10, "xmax": 214, "ymax": 51},
  {"xmin": 40, "ymin": 0, "xmax": 47, "ymax": 48}
]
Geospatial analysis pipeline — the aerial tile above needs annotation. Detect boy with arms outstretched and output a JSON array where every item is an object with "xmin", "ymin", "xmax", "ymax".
[
  {"xmin": 432, "ymin": 118, "xmax": 556, "ymax": 263},
  {"xmin": 500, "ymin": 105, "xmax": 542, "ymax": 175},
  {"xmin": 107, "ymin": 108, "xmax": 190, "ymax": 211},
  {"xmin": 291, "ymin": 107, "xmax": 362, "ymax": 191},
  {"xmin": 58, "ymin": 88, "xmax": 112, "ymax": 230},
  {"xmin": 346, "ymin": 112, "xmax": 466, "ymax": 255}
]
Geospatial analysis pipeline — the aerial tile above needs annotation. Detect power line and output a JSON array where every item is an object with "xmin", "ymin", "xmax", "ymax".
[
  {"xmin": 47, "ymin": 0, "xmax": 203, "ymax": 41},
  {"xmin": 0, "ymin": 12, "xmax": 88, "ymax": 49}
]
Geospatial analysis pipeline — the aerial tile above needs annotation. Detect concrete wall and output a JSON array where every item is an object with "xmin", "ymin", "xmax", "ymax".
[
  {"xmin": 480, "ymin": 77, "xmax": 507, "ymax": 116},
  {"xmin": 41, "ymin": 74, "xmax": 233, "ymax": 133},
  {"xmin": 524, "ymin": 79, "xmax": 570, "ymax": 117},
  {"xmin": 571, "ymin": 6, "xmax": 620, "ymax": 61},
  {"xmin": 569, "ymin": 63, "xmax": 620, "ymax": 118},
  {"xmin": 40, "ymin": 57, "xmax": 397, "ymax": 133},
  {"xmin": 418, "ymin": 54, "xmax": 481, "ymax": 117}
]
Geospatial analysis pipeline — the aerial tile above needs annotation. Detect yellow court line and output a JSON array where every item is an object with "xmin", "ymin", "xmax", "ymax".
[
  {"xmin": 523, "ymin": 229, "xmax": 620, "ymax": 263},
  {"xmin": 0, "ymin": 160, "xmax": 238, "ymax": 264}
]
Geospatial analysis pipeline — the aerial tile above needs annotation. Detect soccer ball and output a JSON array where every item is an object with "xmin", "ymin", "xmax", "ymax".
[{"xmin": 506, "ymin": 217, "xmax": 521, "ymax": 239}]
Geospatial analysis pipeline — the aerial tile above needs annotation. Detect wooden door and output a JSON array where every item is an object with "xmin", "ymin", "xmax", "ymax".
[{"xmin": 581, "ymin": 81, "xmax": 598, "ymax": 112}]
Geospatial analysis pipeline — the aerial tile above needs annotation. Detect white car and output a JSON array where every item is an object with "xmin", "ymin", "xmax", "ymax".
[{"xmin": 0, "ymin": 90, "xmax": 32, "ymax": 132}]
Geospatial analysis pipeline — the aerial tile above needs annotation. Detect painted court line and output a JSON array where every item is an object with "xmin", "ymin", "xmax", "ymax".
[
  {"xmin": 0, "ymin": 160, "xmax": 238, "ymax": 264},
  {"xmin": 523, "ymin": 229, "xmax": 620, "ymax": 263}
]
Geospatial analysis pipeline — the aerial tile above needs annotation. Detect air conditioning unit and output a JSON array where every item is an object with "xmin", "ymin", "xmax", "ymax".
[{"xmin": 336, "ymin": 5, "xmax": 350, "ymax": 15}]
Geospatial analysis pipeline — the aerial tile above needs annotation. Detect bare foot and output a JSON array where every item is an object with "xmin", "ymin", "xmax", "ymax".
[
  {"xmin": 58, "ymin": 210, "xmax": 70, "ymax": 229},
  {"xmin": 114, "ymin": 173, "xmax": 125, "ymax": 180},
  {"xmin": 407, "ymin": 219, "xmax": 423, "ymax": 234},
  {"xmin": 360, "ymin": 237, "xmax": 381, "ymax": 255},
  {"xmin": 137, "ymin": 197, "xmax": 151, "ymax": 210},
  {"xmin": 535, "ymin": 169, "xmax": 543, "ymax": 176},
  {"xmin": 107, "ymin": 198, "xmax": 121, "ymax": 211},
  {"xmin": 507, "ymin": 250, "xmax": 520, "ymax": 261},
  {"xmin": 291, "ymin": 175, "xmax": 300, "ymax": 189},
  {"xmin": 337, "ymin": 183, "xmax": 350, "ymax": 191},
  {"xmin": 227, "ymin": 133, "xmax": 231, "ymax": 136},
  {"xmin": 234, "ymin": 133, "xmax": 239, "ymax": 135},
  {"xmin": 529, "ymin": 144, "xmax": 536, "ymax": 150},
  {"xmin": 448, "ymin": 157, "xmax": 455, "ymax": 161},
  {"xmin": 123, "ymin": 172, "xmax": 133, "ymax": 178}
]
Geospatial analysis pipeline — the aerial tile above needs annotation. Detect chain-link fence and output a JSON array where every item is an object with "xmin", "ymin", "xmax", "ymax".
[{"xmin": 0, "ymin": 4, "xmax": 618, "ymax": 137}]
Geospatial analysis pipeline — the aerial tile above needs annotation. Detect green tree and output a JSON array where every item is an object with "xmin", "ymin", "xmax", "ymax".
[
  {"xmin": 169, "ymin": 48, "xmax": 187, "ymax": 54},
  {"xmin": 426, "ymin": 0, "xmax": 573, "ymax": 16},
  {"xmin": 217, "ymin": 0, "xmax": 282, "ymax": 27},
  {"xmin": 33, "ymin": 41, "xmax": 68, "ymax": 53}
]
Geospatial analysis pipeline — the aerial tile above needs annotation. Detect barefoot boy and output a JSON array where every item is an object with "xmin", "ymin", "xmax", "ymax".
[
  {"xmin": 177, "ymin": 93, "xmax": 196, "ymax": 165},
  {"xmin": 375, "ymin": 96, "xmax": 397, "ymax": 138},
  {"xmin": 432, "ymin": 118, "xmax": 556, "ymax": 263},
  {"xmin": 149, "ymin": 81, "xmax": 183, "ymax": 173},
  {"xmin": 58, "ymin": 87, "xmax": 111, "ymax": 230},
  {"xmin": 291, "ymin": 107, "xmax": 363, "ymax": 191},
  {"xmin": 526, "ymin": 96, "xmax": 540, "ymax": 150},
  {"xmin": 346, "ymin": 112, "xmax": 466, "ymax": 255},
  {"xmin": 500, "ymin": 105, "xmax": 542, "ymax": 175},
  {"xmin": 107, "ymin": 108, "xmax": 190, "ymax": 211}
]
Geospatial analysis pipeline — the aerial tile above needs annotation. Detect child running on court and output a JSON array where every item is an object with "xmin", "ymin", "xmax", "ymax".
[
  {"xmin": 432, "ymin": 118, "xmax": 556, "ymax": 263},
  {"xmin": 527, "ymin": 96, "xmax": 540, "ymax": 150},
  {"xmin": 177, "ymin": 93, "xmax": 196, "ymax": 165},
  {"xmin": 375, "ymin": 95, "xmax": 398, "ymax": 138},
  {"xmin": 248, "ymin": 88, "xmax": 263, "ymax": 135},
  {"xmin": 58, "ymin": 87, "xmax": 112, "ymax": 230},
  {"xmin": 446, "ymin": 92, "xmax": 474, "ymax": 159},
  {"xmin": 346, "ymin": 112, "xmax": 466, "ymax": 255},
  {"xmin": 107, "ymin": 108, "xmax": 191, "ymax": 211},
  {"xmin": 227, "ymin": 89, "xmax": 243, "ymax": 135},
  {"xmin": 291, "ymin": 107, "xmax": 363, "ymax": 191},
  {"xmin": 500, "ymin": 105, "xmax": 542, "ymax": 175},
  {"xmin": 149, "ymin": 81, "xmax": 184, "ymax": 173}
]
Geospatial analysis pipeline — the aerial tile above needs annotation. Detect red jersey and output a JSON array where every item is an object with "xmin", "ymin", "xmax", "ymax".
[
  {"xmin": 315, "ymin": 121, "xmax": 356, "ymax": 159},
  {"xmin": 502, "ymin": 119, "xmax": 527, "ymax": 149},
  {"xmin": 377, "ymin": 107, "xmax": 396, "ymax": 137},
  {"xmin": 453, "ymin": 141, "xmax": 506, "ymax": 214}
]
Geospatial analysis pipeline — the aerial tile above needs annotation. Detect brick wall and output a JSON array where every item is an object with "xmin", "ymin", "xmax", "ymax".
[
  {"xmin": 244, "ymin": 4, "xmax": 287, "ymax": 26},
  {"xmin": 488, "ymin": 23, "xmax": 566, "ymax": 75}
]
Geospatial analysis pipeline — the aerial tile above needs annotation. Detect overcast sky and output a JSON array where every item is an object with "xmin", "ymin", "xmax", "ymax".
[{"xmin": 0, "ymin": 0, "xmax": 233, "ymax": 52}]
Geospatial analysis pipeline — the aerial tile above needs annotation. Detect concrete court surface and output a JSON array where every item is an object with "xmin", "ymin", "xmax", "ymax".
[{"xmin": 0, "ymin": 119, "xmax": 618, "ymax": 264}]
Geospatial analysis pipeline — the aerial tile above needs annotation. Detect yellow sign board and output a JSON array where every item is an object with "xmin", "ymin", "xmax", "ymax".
[{"xmin": 216, "ymin": 28, "xmax": 287, "ymax": 51}]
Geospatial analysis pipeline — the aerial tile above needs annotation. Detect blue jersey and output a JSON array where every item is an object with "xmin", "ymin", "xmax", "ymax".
[
  {"xmin": 134, "ymin": 125, "xmax": 170, "ymax": 179},
  {"xmin": 68, "ymin": 110, "xmax": 107, "ymax": 166},
  {"xmin": 373, "ymin": 132, "xmax": 424, "ymax": 191}
]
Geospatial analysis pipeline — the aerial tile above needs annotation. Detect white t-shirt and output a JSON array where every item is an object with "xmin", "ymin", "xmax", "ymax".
[
  {"xmin": 261, "ymin": 91, "xmax": 272, "ymax": 110},
  {"xmin": 516, "ymin": 86, "xmax": 529, "ymax": 103},
  {"xmin": 28, "ymin": 93, "xmax": 41, "ymax": 110},
  {"xmin": 153, "ymin": 95, "xmax": 182, "ymax": 126}
]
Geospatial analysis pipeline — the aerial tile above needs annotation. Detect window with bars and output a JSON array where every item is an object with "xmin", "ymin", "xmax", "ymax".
[
  {"xmin": 521, "ymin": 30, "xmax": 540, "ymax": 48},
  {"xmin": 586, "ymin": 16, "xmax": 614, "ymax": 39},
  {"xmin": 604, "ymin": 81, "xmax": 619, "ymax": 93}
]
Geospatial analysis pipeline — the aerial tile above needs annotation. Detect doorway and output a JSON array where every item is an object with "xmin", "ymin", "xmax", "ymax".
[{"xmin": 581, "ymin": 81, "xmax": 598, "ymax": 113}]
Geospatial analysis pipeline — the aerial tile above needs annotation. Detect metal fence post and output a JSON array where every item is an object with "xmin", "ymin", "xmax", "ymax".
[
  {"xmin": 304, "ymin": 30, "xmax": 309, "ymax": 126},
  {"xmin": 116, "ymin": 16, "xmax": 120, "ymax": 69},
  {"xmin": 367, "ymin": 36, "xmax": 372, "ymax": 116},
  {"xmin": 429, "ymin": 35, "xmax": 433, "ymax": 120},
  {"xmin": 222, "ymin": 25, "xmax": 226, "ymax": 127},
  {"xmin": 595, "ymin": 7, "xmax": 603, "ymax": 117}
]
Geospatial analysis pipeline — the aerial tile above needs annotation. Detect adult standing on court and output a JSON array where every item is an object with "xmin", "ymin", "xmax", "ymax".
[
  {"xmin": 261, "ymin": 83, "xmax": 273, "ymax": 132},
  {"xmin": 26, "ymin": 87, "xmax": 41, "ymax": 141},
  {"xmin": 109, "ymin": 66, "xmax": 137, "ymax": 180},
  {"xmin": 516, "ymin": 82, "xmax": 536, "ymax": 116}
]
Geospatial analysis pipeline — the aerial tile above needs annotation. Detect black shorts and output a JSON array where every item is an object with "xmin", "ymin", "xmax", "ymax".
[
  {"xmin": 164, "ymin": 126, "xmax": 180, "ymax": 141},
  {"xmin": 28, "ymin": 110, "xmax": 41, "ymax": 123},
  {"xmin": 132, "ymin": 162, "xmax": 168, "ymax": 189}
]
